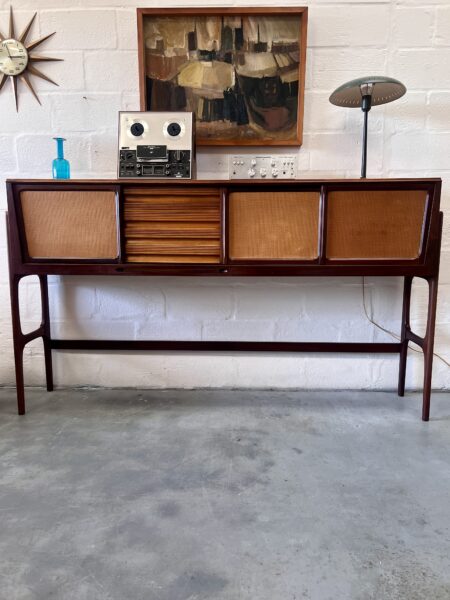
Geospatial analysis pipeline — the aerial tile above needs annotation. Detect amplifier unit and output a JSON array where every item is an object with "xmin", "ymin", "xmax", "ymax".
[{"xmin": 118, "ymin": 111, "xmax": 194, "ymax": 179}]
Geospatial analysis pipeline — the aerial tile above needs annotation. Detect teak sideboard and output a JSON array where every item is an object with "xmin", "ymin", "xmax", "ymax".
[{"xmin": 6, "ymin": 178, "xmax": 443, "ymax": 420}]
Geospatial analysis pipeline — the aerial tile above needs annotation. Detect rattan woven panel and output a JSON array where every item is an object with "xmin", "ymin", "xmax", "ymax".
[
  {"xmin": 229, "ymin": 191, "xmax": 320, "ymax": 260},
  {"xmin": 326, "ymin": 189, "xmax": 427, "ymax": 259},
  {"xmin": 21, "ymin": 190, "xmax": 119, "ymax": 259}
]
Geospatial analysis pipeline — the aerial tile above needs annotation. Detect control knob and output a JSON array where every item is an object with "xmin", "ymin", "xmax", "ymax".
[
  {"xmin": 272, "ymin": 168, "xmax": 279, "ymax": 177},
  {"xmin": 248, "ymin": 168, "xmax": 256, "ymax": 177}
]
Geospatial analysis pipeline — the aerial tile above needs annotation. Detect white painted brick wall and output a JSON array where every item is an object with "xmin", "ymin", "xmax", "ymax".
[{"xmin": 0, "ymin": 0, "xmax": 449, "ymax": 392}]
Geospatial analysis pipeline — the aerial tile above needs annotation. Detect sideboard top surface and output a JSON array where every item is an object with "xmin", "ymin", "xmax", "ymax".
[{"xmin": 6, "ymin": 177, "xmax": 442, "ymax": 185}]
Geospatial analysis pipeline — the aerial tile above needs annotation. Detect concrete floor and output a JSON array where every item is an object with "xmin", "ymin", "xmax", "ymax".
[{"xmin": 0, "ymin": 389, "xmax": 450, "ymax": 600}]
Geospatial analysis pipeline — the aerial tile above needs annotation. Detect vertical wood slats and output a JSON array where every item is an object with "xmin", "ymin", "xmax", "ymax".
[{"xmin": 124, "ymin": 187, "xmax": 221, "ymax": 263}]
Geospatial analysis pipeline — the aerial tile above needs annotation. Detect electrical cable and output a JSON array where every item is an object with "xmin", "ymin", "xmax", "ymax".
[{"xmin": 361, "ymin": 277, "xmax": 450, "ymax": 368}]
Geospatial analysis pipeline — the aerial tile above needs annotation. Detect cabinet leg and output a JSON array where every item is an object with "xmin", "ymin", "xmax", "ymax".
[
  {"xmin": 422, "ymin": 276, "xmax": 439, "ymax": 422},
  {"xmin": 39, "ymin": 275, "xmax": 53, "ymax": 392},
  {"xmin": 13, "ymin": 344, "xmax": 25, "ymax": 415},
  {"xmin": 398, "ymin": 276, "xmax": 413, "ymax": 397},
  {"xmin": 10, "ymin": 275, "xmax": 26, "ymax": 415}
]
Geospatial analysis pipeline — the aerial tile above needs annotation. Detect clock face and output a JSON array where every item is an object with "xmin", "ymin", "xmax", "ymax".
[{"xmin": 0, "ymin": 39, "xmax": 28, "ymax": 76}]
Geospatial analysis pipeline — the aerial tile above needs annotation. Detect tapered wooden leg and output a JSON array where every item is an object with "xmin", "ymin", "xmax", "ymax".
[
  {"xmin": 39, "ymin": 275, "xmax": 53, "ymax": 392},
  {"xmin": 398, "ymin": 276, "xmax": 413, "ymax": 397},
  {"xmin": 422, "ymin": 276, "xmax": 439, "ymax": 422},
  {"xmin": 13, "ymin": 344, "xmax": 25, "ymax": 415},
  {"xmin": 9, "ymin": 275, "xmax": 26, "ymax": 414}
]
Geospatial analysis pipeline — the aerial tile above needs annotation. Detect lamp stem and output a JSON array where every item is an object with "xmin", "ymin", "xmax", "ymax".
[{"xmin": 360, "ymin": 94, "xmax": 372, "ymax": 179}]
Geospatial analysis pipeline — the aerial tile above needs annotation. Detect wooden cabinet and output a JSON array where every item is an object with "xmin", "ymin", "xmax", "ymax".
[
  {"xmin": 5, "ymin": 177, "xmax": 444, "ymax": 420},
  {"xmin": 10, "ymin": 179, "xmax": 439, "ymax": 269}
]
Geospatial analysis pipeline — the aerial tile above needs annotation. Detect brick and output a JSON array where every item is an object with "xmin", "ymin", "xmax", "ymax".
[
  {"xmin": 0, "ymin": 240, "xmax": 9, "ymax": 279},
  {"xmin": 392, "ymin": 7, "xmax": 434, "ymax": 47},
  {"xmin": 122, "ymin": 93, "xmax": 140, "ymax": 111},
  {"xmin": 85, "ymin": 51, "xmax": 138, "ymax": 92},
  {"xmin": 235, "ymin": 287, "xmax": 305, "ymax": 320},
  {"xmin": 136, "ymin": 320, "xmax": 202, "ymax": 341},
  {"xmin": 308, "ymin": 133, "xmax": 383, "ymax": 174},
  {"xmin": 392, "ymin": 49, "xmax": 450, "ymax": 89},
  {"xmin": 388, "ymin": 133, "xmax": 450, "ymax": 170},
  {"xmin": 166, "ymin": 287, "xmax": 233, "ymax": 320},
  {"xmin": 51, "ymin": 93, "xmax": 122, "ymax": 132},
  {"xmin": 309, "ymin": 5, "xmax": 389, "ymax": 47},
  {"xmin": 0, "ymin": 136, "xmax": 17, "ymax": 173},
  {"xmin": 231, "ymin": 355, "xmax": 306, "ymax": 388},
  {"xmin": 303, "ymin": 356, "xmax": 375, "ymax": 389},
  {"xmin": 88, "ymin": 131, "xmax": 118, "ymax": 174},
  {"xmin": 16, "ymin": 135, "xmax": 91, "ymax": 175},
  {"xmin": 304, "ymin": 92, "xmax": 346, "ymax": 132},
  {"xmin": 384, "ymin": 92, "xmax": 427, "ymax": 132},
  {"xmin": 48, "ymin": 282, "xmax": 96, "ymax": 321},
  {"xmin": 436, "ymin": 7, "xmax": 450, "ymax": 46},
  {"xmin": 116, "ymin": 9, "xmax": 137, "ymax": 50},
  {"xmin": 438, "ymin": 253, "xmax": 450, "ymax": 284},
  {"xmin": 428, "ymin": 92, "xmax": 450, "ymax": 131},
  {"xmin": 96, "ymin": 280, "xmax": 165, "ymax": 319},
  {"xmin": 312, "ymin": 49, "xmax": 387, "ymax": 90},
  {"xmin": 0, "ymin": 90, "xmax": 52, "ymax": 132},
  {"xmin": 23, "ymin": 52, "xmax": 85, "ymax": 92},
  {"xmin": 203, "ymin": 319, "xmax": 275, "ymax": 341},
  {"xmin": 345, "ymin": 106, "xmax": 383, "ymax": 134},
  {"xmin": 51, "ymin": 320, "xmax": 135, "ymax": 340},
  {"xmin": 39, "ymin": 10, "xmax": 117, "ymax": 50},
  {"xmin": 163, "ymin": 355, "xmax": 238, "ymax": 388},
  {"xmin": 0, "ymin": 213, "xmax": 6, "ymax": 248}
]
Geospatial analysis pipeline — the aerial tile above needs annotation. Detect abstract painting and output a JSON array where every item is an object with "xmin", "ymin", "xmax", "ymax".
[{"xmin": 137, "ymin": 8, "xmax": 308, "ymax": 146}]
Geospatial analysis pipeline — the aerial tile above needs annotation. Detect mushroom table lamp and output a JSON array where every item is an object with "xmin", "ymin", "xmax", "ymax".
[{"xmin": 329, "ymin": 76, "xmax": 406, "ymax": 178}]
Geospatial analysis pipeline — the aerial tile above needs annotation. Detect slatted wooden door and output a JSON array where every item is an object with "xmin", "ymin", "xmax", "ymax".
[{"xmin": 123, "ymin": 187, "xmax": 222, "ymax": 263}]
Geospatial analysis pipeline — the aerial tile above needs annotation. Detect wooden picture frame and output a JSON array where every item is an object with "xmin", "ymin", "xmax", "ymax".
[{"xmin": 137, "ymin": 7, "xmax": 308, "ymax": 146}]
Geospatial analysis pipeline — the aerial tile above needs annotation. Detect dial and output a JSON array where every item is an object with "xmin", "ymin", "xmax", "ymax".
[{"xmin": 0, "ymin": 39, "xmax": 28, "ymax": 76}]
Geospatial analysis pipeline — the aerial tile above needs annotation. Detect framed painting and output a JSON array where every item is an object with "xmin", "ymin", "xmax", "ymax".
[{"xmin": 137, "ymin": 7, "xmax": 308, "ymax": 146}]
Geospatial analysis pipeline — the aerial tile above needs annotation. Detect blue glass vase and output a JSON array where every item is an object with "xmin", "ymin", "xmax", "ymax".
[{"xmin": 52, "ymin": 137, "xmax": 70, "ymax": 179}]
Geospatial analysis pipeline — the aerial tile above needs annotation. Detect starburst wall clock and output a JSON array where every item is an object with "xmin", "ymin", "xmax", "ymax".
[{"xmin": 0, "ymin": 6, "xmax": 62, "ymax": 111}]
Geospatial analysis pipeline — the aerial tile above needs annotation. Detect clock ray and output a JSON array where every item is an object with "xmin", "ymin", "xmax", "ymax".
[
  {"xmin": 19, "ymin": 72, "xmax": 41, "ymax": 104},
  {"xmin": 18, "ymin": 12, "xmax": 37, "ymax": 44},
  {"xmin": 29, "ymin": 55, "xmax": 63, "ymax": 63},
  {"xmin": 27, "ymin": 64, "xmax": 58, "ymax": 86},
  {"xmin": 26, "ymin": 32, "xmax": 56, "ymax": 52},
  {"xmin": 0, "ymin": 6, "xmax": 61, "ymax": 110},
  {"xmin": 10, "ymin": 74, "xmax": 18, "ymax": 110},
  {"xmin": 8, "ymin": 6, "xmax": 15, "ymax": 39}
]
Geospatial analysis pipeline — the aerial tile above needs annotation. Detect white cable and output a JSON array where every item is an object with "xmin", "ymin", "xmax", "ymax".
[{"xmin": 361, "ymin": 277, "xmax": 450, "ymax": 369}]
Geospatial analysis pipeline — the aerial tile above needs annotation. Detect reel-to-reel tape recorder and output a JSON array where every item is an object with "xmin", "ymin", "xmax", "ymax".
[{"xmin": 118, "ymin": 111, "xmax": 194, "ymax": 179}]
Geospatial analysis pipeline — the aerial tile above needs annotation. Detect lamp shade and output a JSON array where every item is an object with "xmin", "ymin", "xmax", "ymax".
[{"xmin": 329, "ymin": 76, "xmax": 406, "ymax": 107}]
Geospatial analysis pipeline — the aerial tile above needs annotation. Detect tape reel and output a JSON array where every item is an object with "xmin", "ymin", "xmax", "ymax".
[{"xmin": 163, "ymin": 120, "xmax": 185, "ymax": 139}]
